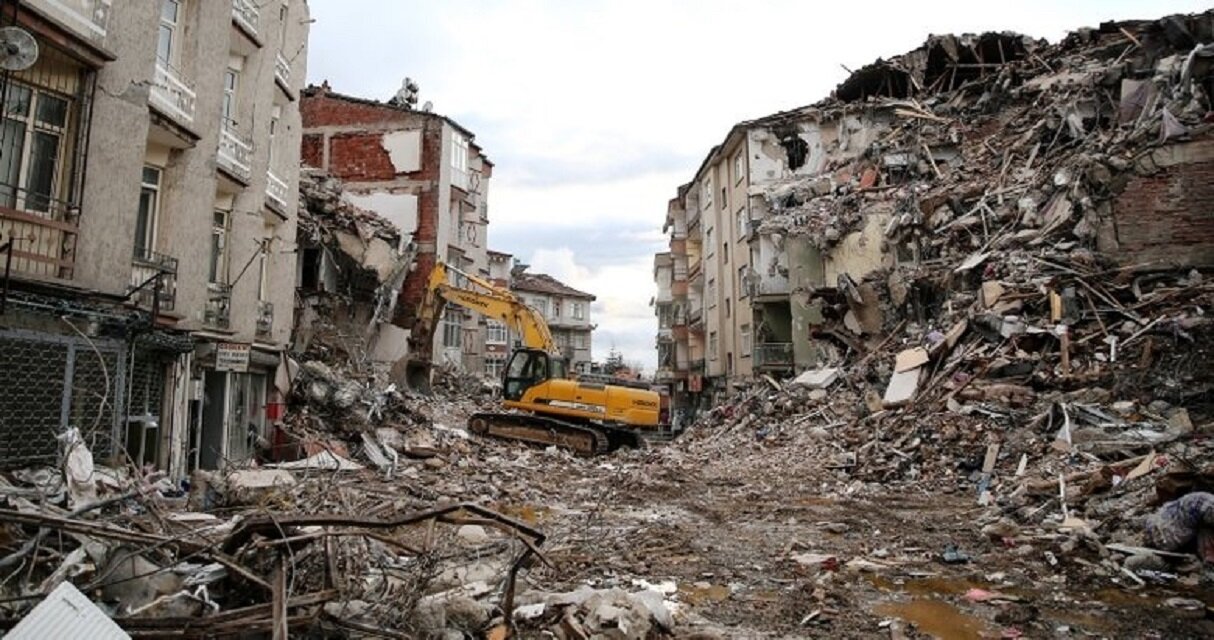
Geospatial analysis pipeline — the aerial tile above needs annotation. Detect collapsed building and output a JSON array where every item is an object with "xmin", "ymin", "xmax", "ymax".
[
  {"xmin": 300, "ymin": 83, "xmax": 496, "ymax": 376},
  {"xmin": 656, "ymin": 10, "xmax": 1214, "ymax": 417}
]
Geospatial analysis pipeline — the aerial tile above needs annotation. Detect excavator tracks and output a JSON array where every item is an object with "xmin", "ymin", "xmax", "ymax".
[{"xmin": 467, "ymin": 412, "xmax": 642, "ymax": 456}]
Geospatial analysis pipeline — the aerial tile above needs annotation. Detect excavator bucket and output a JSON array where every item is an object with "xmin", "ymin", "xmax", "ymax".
[{"xmin": 400, "ymin": 359, "xmax": 433, "ymax": 394}]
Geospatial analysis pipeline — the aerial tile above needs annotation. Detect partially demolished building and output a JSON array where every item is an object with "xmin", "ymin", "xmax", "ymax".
[
  {"xmin": 300, "ymin": 83, "xmax": 495, "ymax": 375},
  {"xmin": 656, "ymin": 10, "xmax": 1214, "ymax": 413},
  {"xmin": 0, "ymin": 0, "xmax": 309, "ymax": 475}
]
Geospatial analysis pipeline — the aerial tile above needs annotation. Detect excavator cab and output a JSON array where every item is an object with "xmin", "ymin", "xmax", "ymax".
[{"xmin": 502, "ymin": 348, "xmax": 567, "ymax": 401}]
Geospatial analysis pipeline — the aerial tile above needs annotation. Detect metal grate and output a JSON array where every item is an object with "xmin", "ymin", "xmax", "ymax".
[{"xmin": 0, "ymin": 329, "xmax": 125, "ymax": 469}]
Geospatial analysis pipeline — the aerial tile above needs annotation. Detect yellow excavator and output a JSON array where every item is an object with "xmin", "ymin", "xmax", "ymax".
[{"xmin": 400, "ymin": 261, "xmax": 665, "ymax": 455}]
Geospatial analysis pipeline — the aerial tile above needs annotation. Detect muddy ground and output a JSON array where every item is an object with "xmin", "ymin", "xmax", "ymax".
[{"xmin": 413, "ymin": 401, "xmax": 1214, "ymax": 639}]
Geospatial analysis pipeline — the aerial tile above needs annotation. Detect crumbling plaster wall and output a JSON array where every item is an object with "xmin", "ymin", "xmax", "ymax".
[{"xmin": 823, "ymin": 210, "xmax": 895, "ymax": 283}]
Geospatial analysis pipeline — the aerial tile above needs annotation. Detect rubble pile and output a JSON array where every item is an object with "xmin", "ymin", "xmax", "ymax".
[{"xmin": 670, "ymin": 12, "xmax": 1214, "ymax": 624}]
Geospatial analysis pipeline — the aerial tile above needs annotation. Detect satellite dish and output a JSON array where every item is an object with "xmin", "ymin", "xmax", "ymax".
[{"xmin": 0, "ymin": 27, "xmax": 37, "ymax": 71}]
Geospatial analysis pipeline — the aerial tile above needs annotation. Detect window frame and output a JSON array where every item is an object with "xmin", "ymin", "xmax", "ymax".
[
  {"xmin": 135, "ymin": 166, "xmax": 162, "ymax": 260},
  {"xmin": 158, "ymin": 0, "xmax": 182, "ymax": 68}
]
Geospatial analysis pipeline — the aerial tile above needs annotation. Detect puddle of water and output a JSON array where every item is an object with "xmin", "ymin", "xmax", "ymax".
[
  {"xmin": 679, "ymin": 583, "xmax": 731, "ymax": 605},
  {"xmin": 874, "ymin": 599, "xmax": 993, "ymax": 640},
  {"xmin": 867, "ymin": 574, "xmax": 987, "ymax": 597}
]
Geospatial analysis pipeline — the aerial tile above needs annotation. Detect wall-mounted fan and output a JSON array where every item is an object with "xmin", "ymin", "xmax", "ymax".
[{"xmin": 0, "ymin": 27, "xmax": 38, "ymax": 71}]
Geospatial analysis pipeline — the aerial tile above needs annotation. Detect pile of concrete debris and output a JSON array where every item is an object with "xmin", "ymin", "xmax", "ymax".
[{"xmin": 678, "ymin": 9, "xmax": 1214, "ymax": 597}]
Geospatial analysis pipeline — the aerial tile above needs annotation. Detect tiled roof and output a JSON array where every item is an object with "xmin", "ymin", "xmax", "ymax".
[{"xmin": 512, "ymin": 272, "xmax": 595, "ymax": 300}]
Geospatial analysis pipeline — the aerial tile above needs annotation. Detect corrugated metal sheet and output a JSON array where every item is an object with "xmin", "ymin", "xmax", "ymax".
[{"xmin": 6, "ymin": 582, "xmax": 130, "ymax": 640}]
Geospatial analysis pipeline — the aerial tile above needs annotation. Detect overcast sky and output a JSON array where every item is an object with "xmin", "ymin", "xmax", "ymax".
[{"xmin": 306, "ymin": 0, "xmax": 1208, "ymax": 371}]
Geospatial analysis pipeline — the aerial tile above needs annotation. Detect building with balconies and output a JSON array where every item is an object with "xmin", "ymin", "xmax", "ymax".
[
  {"xmin": 0, "ymin": 0, "xmax": 309, "ymax": 475},
  {"xmin": 509, "ymin": 266, "xmax": 595, "ymax": 374},
  {"xmin": 300, "ymin": 83, "xmax": 494, "ymax": 377}
]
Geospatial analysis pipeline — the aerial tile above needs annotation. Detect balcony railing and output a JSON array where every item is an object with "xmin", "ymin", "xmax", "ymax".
[
  {"xmin": 35, "ymin": 0, "xmax": 111, "ymax": 41},
  {"xmin": 274, "ymin": 52, "xmax": 291, "ymax": 88},
  {"xmin": 266, "ymin": 169, "xmax": 288, "ymax": 211},
  {"xmin": 0, "ymin": 186, "xmax": 81, "ymax": 281},
  {"xmin": 231, "ymin": 0, "xmax": 259, "ymax": 36},
  {"xmin": 205, "ymin": 284, "xmax": 232, "ymax": 329},
  {"xmin": 754, "ymin": 342, "xmax": 794, "ymax": 370},
  {"xmin": 750, "ymin": 278, "xmax": 791, "ymax": 298},
  {"xmin": 256, "ymin": 300, "xmax": 273, "ymax": 338},
  {"xmin": 217, "ymin": 121, "xmax": 253, "ymax": 182},
  {"xmin": 129, "ymin": 249, "xmax": 178, "ymax": 311},
  {"xmin": 151, "ymin": 61, "xmax": 196, "ymax": 126}
]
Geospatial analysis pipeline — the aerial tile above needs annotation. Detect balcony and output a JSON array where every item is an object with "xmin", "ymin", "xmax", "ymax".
[
  {"xmin": 750, "ymin": 279, "xmax": 791, "ymax": 299},
  {"xmin": 31, "ymin": 0, "xmax": 111, "ymax": 43},
  {"xmin": 0, "ymin": 187, "xmax": 81, "ymax": 281},
  {"xmin": 205, "ymin": 284, "xmax": 232, "ymax": 330},
  {"xmin": 129, "ymin": 249, "xmax": 178, "ymax": 311},
  {"xmin": 217, "ymin": 121, "xmax": 253, "ymax": 183},
  {"xmin": 754, "ymin": 342, "xmax": 794, "ymax": 370},
  {"xmin": 266, "ymin": 169, "xmax": 288, "ymax": 212},
  {"xmin": 150, "ymin": 62, "xmax": 196, "ymax": 126},
  {"xmin": 231, "ymin": 0, "xmax": 259, "ymax": 36},
  {"xmin": 274, "ymin": 52, "xmax": 291, "ymax": 90},
  {"xmin": 256, "ymin": 300, "xmax": 273, "ymax": 339}
]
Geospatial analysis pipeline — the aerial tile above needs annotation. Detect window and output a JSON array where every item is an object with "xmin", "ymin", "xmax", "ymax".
[
  {"xmin": 452, "ymin": 132, "xmax": 469, "ymax": 190},
  {"xmin": 737, "ymin": 208, "xmax": 748, "ymax": 237},
  {"xmin": 268, "ymin": 104, "xmax": 281, "ymax": 168},
  {"xmin": 1, "ymin": 83, "xmax": 70, "ymax": 213},
  {"xmin": 702, "ymin": 177, "xmax": 712, "ymax": 209},
  {"xmin": 707, "ymin": 278, "xmax": 715, "ymax": 308},
  {"xmin": 530, "ymin": 297, "xmax": 547, "ymax": 318},
  {"xmin": 720, "ymin": 186, "xmax": 726, "ymax": 210},
  {"xmin": 134, "ymin": 167, "xmax": 161, "ymax": 259},
  {"xmin": 709, "ymin": 331, "xmax": 718, "ymax": 360},
  {"xmin": 209, "ymin": 211, "xmax": 228, "ymax": 284},
  {"xmin": 299, "ymin": 247, "xmax": 321, "ymax": 290},
  {"xmin": 575, "ymin": 332, "xmax": 588, "ymax": 349},
  {"xmin": 221, "ymin": 68, "xmax": 238, "ymax": 127},
  {"xmin": 256, "ymin": 238, "xmax": 269, "ymax": 301},
  {"xmin": 741, "ymin": 324, "xmax": 752, "ymax": 357},
  {"xmin": 278, "ymin": 1, "xmax": 290, "ymax": 49},
  {"xmin": 739, "ymin": 266, "xmax": 749, "ymax": 298},
  {"xmin": 552, "ymin": 299, "xmax": 562, "ymax": 320},
  {"xmin": 485, "ymin": 356, "xmax": 505, "ymax": 379},
  {"xmin": 158, "ymin": 0, "xmax": 180, "ymax": 66},
  {"xmin": 734, "ymin": 152, "xmax": 744, "ymax": 184},
  {"xmin": 725, "ymin": 298, "xmax": 731, "ymax": 318},
  {"xmin": 723, "ymin": 244, "xmax": 728, "ymax": 264},
  {"xmin": 486, "ymin": 320, "xmax": 508, "ymax": 344},
  {"xmin": 727, "ymin": 352, "xmax": 734, "ymax": 375},
  {"xmin": 572, "ymin": 301, "xmax": 585, "ymax": 320},
  {"xmin": 705, "ymin": 228, "xmax": 713, "ymax": 256},
  {"xmin": 442, "ymin": 308, "xmax": 463, "ymax": 348}
]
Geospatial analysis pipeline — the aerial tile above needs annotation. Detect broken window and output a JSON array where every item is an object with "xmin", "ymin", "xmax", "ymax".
[
  {"xmin": 299, "ymin": 247, "xmax": 321, "ymax": 290},
  {"xmin": 781, "ymin": 135, "xmax": 808, "ymax": 171},
  {"xmin": 738, "ymin": 266, "xmax": 748, "ymax": 298},
  {"xmin": 708, "ymin": 331, "xmax": 718, "ymax": 360},
  {"xmin": 552, "ymin": 299, "xmax": 562, "ymax": 320},
  {"xmin": 740, "ymin": 324, "xmax": 752, "ymax": 356}
]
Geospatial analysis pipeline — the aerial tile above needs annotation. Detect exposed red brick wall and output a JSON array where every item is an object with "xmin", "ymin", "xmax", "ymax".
[
  {"xmin": 328, "ymin": 133, "xmax": 395, "ymax": 182},
  {"xmin": 301, "ymin": 92, "xmax": 417, "ymax": 128},
  {"xmin": 1113, "ymin": 144, "xmax": 1214, "ymax": 267},
  {"xmin": 301, "ymin": 134, "xmax": 323, "ymax": 168}
]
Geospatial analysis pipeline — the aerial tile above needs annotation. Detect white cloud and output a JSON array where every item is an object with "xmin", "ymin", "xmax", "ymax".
[{"xmin": 307, "ymin": 0, "xmax": 1213, "ymax": 376}]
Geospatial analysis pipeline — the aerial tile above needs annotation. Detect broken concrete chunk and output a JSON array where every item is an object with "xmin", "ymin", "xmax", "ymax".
[
  {"xmin": 981, "ymin": 281, "xmax": 1005, "ymax": 308},
  {"xmin": 894, "ymin": 347, "xmax": 929, "ymax": 373},
  {"xmin": 793, "ymin": 367, "xmax": 840, "ymax": 389},
  {"xmin": 883, "ymin": 366, "xmax": 922, "ymax": 408}
]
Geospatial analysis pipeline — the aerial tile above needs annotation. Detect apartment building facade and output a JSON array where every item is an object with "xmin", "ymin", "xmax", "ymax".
[
  {"xmin": 510, "ymin": 267, "xmax": 594, "ymax": 373},
  {"xmin": 483, "ymin": 248, "xmax": 513, "ymax": 379},
  {"xmin": 0, "ymin": 0, "xmax": 309, "ymax": 475},
  {"xmin": 299, "ymin": 84, "xmax": 494, "ymax": 376}
]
